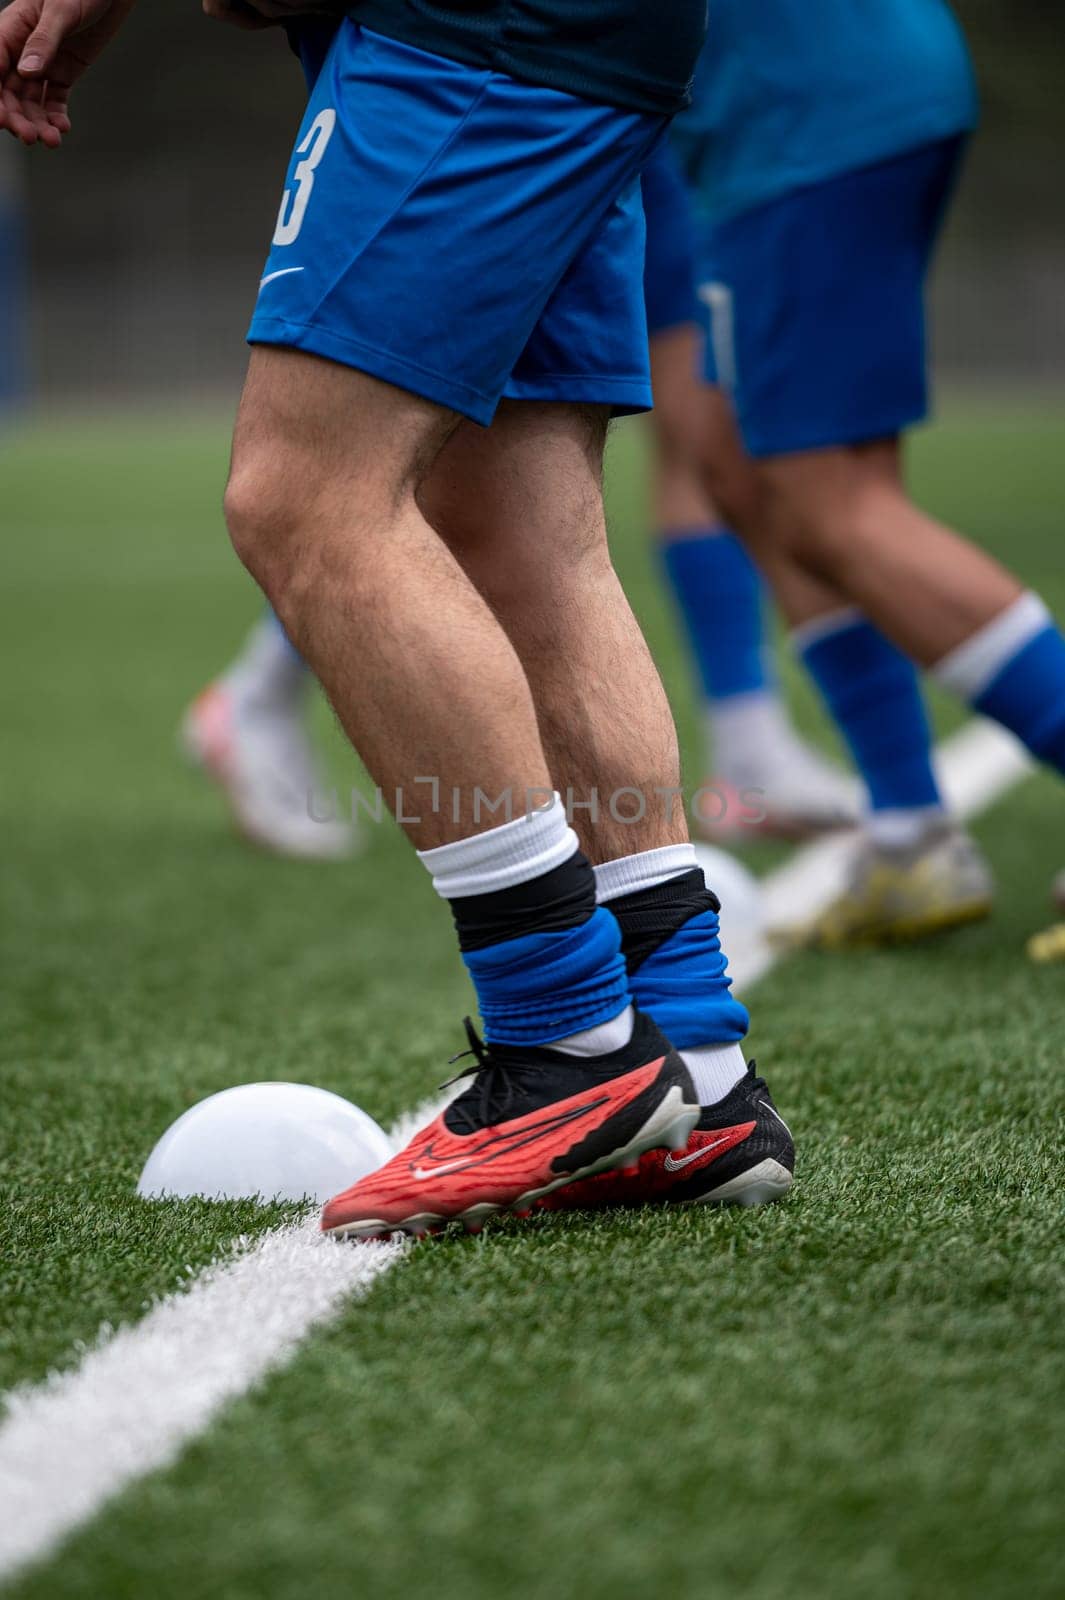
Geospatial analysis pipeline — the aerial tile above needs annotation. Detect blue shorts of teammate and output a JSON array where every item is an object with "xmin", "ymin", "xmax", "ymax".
[
  {"xmin": 699, "ymin": 136, "xmax": 967, "ymax": 457},
  {"xmin": 641, "ymin": 141, "xmax": 703, "ymax": 338},
  {"xmin": 249, "ymin": 22, "xmax": 664, "ymax": 426}
]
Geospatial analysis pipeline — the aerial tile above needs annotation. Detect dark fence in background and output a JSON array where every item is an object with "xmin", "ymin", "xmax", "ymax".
[{"xmin": 9, "ymin": 0, "xmax": 1065, "ymax": 401}]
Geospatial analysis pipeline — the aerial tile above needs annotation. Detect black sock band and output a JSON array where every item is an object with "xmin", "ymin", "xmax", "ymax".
[
  {"xmin": 605, "ymin": 867, "xmax": 720, "ymax": 974},
  {"xmin": 449, "ymin": 849, "xmax": 597, "ymax": 953}
]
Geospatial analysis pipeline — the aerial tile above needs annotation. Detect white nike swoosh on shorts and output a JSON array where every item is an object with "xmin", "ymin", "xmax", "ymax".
[{"xmin": 259, "ymin": 267, "xmax": 306, "ymax": 290}]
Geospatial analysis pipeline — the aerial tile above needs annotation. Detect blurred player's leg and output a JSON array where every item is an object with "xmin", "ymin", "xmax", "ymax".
[
  {"xmin": 641, "ymin": 145, "xmax": 856, "ymax": 839},
  {"xmin": 694, "ymin": 137, "xmax": 1025, "ymax": 942},
  {"xmin": 703, "ymin": 136, "xmax": 1065, "ymax": 791},
  {"xmin": 762, "ymin": 438, "xmax": 1065, "ymax": 768},
  {"xmin": 181, "ymin": 610, "xmax": 355, "ymax": 861},
  {"xmin": 423, "ymin": 400, "xmax": 793, "ymax": 1207}
]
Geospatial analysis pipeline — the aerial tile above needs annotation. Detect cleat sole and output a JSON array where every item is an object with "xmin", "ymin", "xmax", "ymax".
[{"xmin": 693, "ymin": 1158, "xmax": 793, "ymax": 1208}]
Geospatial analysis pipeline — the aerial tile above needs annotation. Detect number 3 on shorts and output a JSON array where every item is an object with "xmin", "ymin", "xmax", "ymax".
[{"xmin": 273, "ymin": 110, "xmax": 337, "ymax": 249}]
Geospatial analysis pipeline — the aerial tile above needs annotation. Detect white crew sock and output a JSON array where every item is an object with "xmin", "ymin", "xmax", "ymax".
[
  {"xmin": 419, "ymin": 795, "xmax": 633, "ymax": 1058},
  {"xmin": 417, "ymin": 792, "xmax": 579, "ymax": 899},
  {"xmin": 681, "ymin": 1042, "xmax": 750, "ymax": 1107},
  {"xmin": 933, "ymin": 591, "xmax": 1051, "ymax": 700},
  {"xmin": 225, "ymin": 616, "xmax": 309, "ymax": 711},
  {"xmin": 593, "ymin": 843, "xmax": 698, "ymax": 902},
  {"xmin": 865, "ymin": 804, "xmax": 949, "ymax": 852},
  {"xmin": 551, "ymin": 1008, "xmax": 636, "ymax": 1058},
  {"xmin": 594, "ymin": 845, "xmax": 747, "ymax": 1103}
]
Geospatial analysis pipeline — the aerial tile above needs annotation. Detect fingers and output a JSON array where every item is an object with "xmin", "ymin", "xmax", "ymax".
[
  {"xmin": 0, "ymin": 71, "xmax": 65, "ymax": 145},
  {"xmin": 14, "ymin": 0, "xmax": 87, "ymax": 77}
]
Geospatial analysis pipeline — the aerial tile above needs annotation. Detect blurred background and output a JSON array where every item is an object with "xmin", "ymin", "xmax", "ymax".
[{"xmin": 2, "ymin": 0, "xmax": 1065, "ymax": 407}]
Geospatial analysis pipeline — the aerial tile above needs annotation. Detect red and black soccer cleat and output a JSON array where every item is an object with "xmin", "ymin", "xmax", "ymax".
[
  {"xmin": 320, "ymin": 1012, "xmax": 699, "ymax": 1240},
  {"xmin": 539, "ymin": 1062, "xmax": 794, "ymax": 1212}
]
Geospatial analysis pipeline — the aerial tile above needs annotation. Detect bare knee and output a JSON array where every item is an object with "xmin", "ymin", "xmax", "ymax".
[
  {"xmin": 760, "ymin": 454, "xmax": 906, "ymax": 578},
  {"xmin": 224, "ymin": 446, "xmax": 309, "ymax": 610}
]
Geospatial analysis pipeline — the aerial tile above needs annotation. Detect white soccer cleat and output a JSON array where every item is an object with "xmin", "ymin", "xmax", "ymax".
[
  {"xmin": 697, "ymin": 730, "xmax": 862, "ymax": 842},
  {"xmin": 181, "ymin": 680, "xmax": 356, "ymax": 861}
]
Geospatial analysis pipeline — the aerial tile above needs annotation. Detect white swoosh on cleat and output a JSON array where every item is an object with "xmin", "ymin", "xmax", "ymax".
[
  {"xmin": 662, "ymin": 1134, "xmax": 734, "ymax": 1173},
  {"xmin": 259, "ymin": 267, "xmax": 305, "ymax": 289}
]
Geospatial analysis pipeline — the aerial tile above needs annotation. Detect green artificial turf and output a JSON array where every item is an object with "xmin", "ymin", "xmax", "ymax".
[{"xmin": 1, "ymin": 399, "xmax": 1063, "ymax": 1599}]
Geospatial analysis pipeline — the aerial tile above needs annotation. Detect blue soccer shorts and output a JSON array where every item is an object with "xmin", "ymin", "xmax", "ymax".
[
  {"xmin": 698, "ymin": 136, "xmax": 967, "ymax": 457},
  {"xmin": 249, "ymin": 22, "xmax": 665, "ymax": 426}
]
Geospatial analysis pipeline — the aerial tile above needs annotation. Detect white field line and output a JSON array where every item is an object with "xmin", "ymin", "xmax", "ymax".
[{"xmin": 0, "ymin": 718, "xmax": 1030, "ymax": 1583}]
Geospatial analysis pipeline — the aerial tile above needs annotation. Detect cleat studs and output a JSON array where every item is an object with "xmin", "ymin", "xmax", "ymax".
[
  {"xmin": 511, "ymin": 1207, "xmax": 532, "ymax": 1219},
  {"xmin": 464, "ymin": 1219, "xmax": 483, "ymax": 1234}
]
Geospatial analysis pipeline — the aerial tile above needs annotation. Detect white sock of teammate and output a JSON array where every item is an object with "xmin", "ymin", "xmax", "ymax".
[{"xmin": 225, "ymin": 613, "xmax": 309, "ymax": 713}]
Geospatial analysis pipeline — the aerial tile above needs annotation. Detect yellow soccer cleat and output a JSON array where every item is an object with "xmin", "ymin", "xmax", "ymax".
[
  {"xmin": 770, "ymin": 824, "xmax": 994, "ymax": 950},
  {"xmin": 1027, "ymin": 922, "xmax": 1065, "ymax": 964}
]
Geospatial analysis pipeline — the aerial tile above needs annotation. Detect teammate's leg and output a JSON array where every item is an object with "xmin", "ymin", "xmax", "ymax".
[
  {"xmin": 651, "ymin": 341, "xmax": 857, "ymax": 836},
  {"xmin": 181, "ymin": 608, "xmax": 355, "ymax": 860},
  {"xmin": 758, "ymin": 436, "xmax": 1065, "ymax": 783},
  {"xmin": 638, "ymin": 141, "xmax": 858, "ymax": 840}
]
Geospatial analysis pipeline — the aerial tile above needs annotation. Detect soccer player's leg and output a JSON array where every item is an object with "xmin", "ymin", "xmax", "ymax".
[
  {"xmin": 175, "ymin": 0, "xmax": 354, "ymax": 861},
  {"xmin": 642, "ymin": 144, "xmax": 856, "ymax": 840},
  {"xmin": 701, "ymin": 139, "xmax": 1010, "ymax": 943},
  {"xmin": 740, "ymin": 145, "xmax": 1065, "ymax": 801},
  {"xmin": 423, "ymin": 398, "xmax": 793, "ymax": 1210},
  {"xmin": 180, "ymin": 610, "xmax": 355, "ymax": 861},
  {"xmin": 231, "ymin": 23, "xmax": 701, "ymax": 1237}
]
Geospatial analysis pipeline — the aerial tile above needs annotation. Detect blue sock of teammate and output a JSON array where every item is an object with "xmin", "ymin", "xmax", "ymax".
[
  {"xmin": 934, "ymin": 592, "xmax": 1065, "ymax": 774},
  {"xmin": 594, "ymin": 845, "xmax": 749, "ymax": 1105},
  {"xmin": 796, "ymin": 608, "xmax": 944, "ymax": 847},
  {"xmin": 660, "ymin": 526, "xmax": 769, "ymax": 702},
  {"xmin": 419, "ymin": 796, "xmax": 634, "ymax": 1051}
]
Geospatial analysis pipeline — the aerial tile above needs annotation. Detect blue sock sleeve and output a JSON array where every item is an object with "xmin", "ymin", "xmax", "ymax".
[
  {"xmin": 660, "ymin": 528, "xmax": 769, "ymax": 702},
  {"xmin": 800, "ymin": 617, "xmax": 941, "ymax": 813},
  {"xmin": 627, "ymin": 909, "xmax": 749, "ymax": 1048},
  {"xmin": 974, "ymin": 625, "xmax": 1065, "ymax": 774}
]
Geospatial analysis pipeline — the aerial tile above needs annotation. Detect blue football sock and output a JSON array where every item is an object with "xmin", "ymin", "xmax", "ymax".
[
  {"xmin": 975, "ymin": 631, "xmax": 1065, "ymax": 771},
  {"xmin": 462, "ymin": 905, "xmax": 631, "ymax": 1047},
  {"xmin": 419, "ymin": 800, "xmax": 632, "ymax": 1049},
  {"xmin": 935, "ymin": 593, "xmax": 1065, "ymax": 774},
  {"xmin": 798, "ymin": 612, "xmax": 942, "ymax": 815},
  {"xmin": 660, "ymin": 527, "xmax": 769, "ymax": 702},
  {"xmin": 627, "ymin": 909, "xmax": 749, "ymax": 1048}
]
